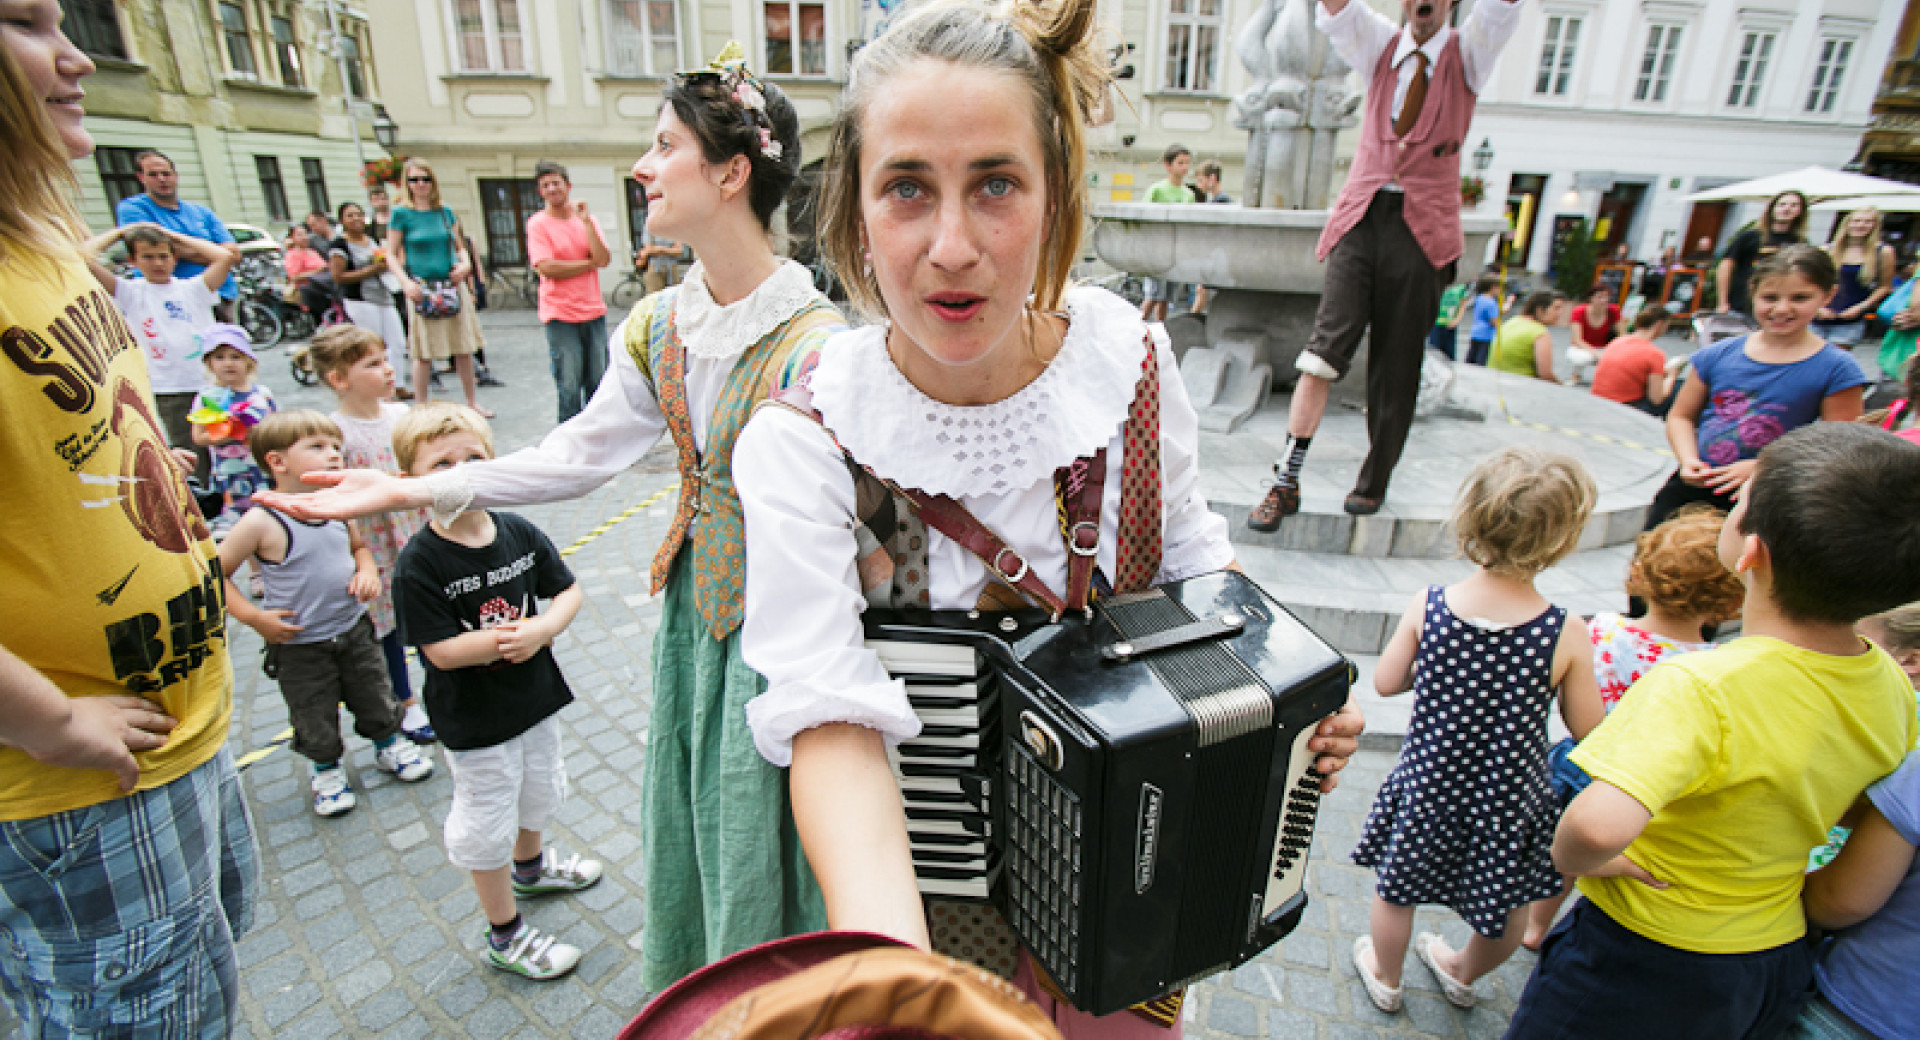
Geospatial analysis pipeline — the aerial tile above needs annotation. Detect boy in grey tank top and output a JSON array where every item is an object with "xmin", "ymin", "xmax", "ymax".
[{"xmin": 218, "ymin": 411, "xmax": 434, "ymax": 817}]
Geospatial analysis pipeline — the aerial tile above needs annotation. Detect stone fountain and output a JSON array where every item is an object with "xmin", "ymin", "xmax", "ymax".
[{"xmin": 1091, "ymin": 0, "xmax": 1504, "ymax": 433}]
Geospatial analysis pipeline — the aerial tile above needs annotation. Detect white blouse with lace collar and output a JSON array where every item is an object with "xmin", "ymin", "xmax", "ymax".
[
  {"xmin": 807, "ymin": 285, "xmax": 1151, "ymax": 499},
  {"xmin": 673, "ymin": 259, "xmax": 821, "ymax": 362},
  {"xmin": 733, "ymin": 285, "xmax": 1234, "ymax": 767},
  {"xmin": 421, "ymin": 260, "xmax": 829, "ymax": 518}
]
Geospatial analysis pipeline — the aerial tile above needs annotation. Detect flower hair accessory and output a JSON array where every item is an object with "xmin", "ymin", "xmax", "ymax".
[{"xmin": 688, "ymin": 41, "xmax": 784, "ymax": 162}]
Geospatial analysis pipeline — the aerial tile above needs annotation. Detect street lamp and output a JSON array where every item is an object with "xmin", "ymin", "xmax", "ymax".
[
  {"xmin": 373, "ymin": 105, "xmax": 398, "ymax": 151},
  {"xmin": 1473, "ymin": 138, "xmax": 1494, "ymax": 173}
]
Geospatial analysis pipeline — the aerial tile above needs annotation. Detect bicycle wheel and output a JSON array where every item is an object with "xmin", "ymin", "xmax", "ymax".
[
  {"xmin": 281, "ymin": 308, "xmax": 316, "ymax": 343},
  {"xmin": 609, "ymin": 274, "xmax": 646, "ymax": 309},
  {"xmin": 238, "ymin": 299, "xmax": 282, "ymax": 350}
]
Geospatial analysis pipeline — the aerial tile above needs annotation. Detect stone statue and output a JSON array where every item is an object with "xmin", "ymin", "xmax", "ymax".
[{"xmin": 1231, "ymin": 0, "xmax": 1360, "ymax": 209}]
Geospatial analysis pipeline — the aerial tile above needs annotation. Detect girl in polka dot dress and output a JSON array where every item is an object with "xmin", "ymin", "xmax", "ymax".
[{"xmin": 1350, "ymin": 448, "xmax": 1607, "ymax": 1014}]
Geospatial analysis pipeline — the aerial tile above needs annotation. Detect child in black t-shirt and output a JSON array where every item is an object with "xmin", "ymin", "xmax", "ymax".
[{"xmin": 390, "ymin": 403, "xmax": 601, "ymax": 982}]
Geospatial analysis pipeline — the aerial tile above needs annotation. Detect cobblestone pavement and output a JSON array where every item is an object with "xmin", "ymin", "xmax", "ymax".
[{"xmin": 5, "ymin": 309, "xmax": 1546, "ymax": 1039}]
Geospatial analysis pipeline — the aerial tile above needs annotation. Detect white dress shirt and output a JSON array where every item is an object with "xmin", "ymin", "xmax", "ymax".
[{"xmin": 1317, "ymin": 0, "xmax": 1525, "ymax": 119}]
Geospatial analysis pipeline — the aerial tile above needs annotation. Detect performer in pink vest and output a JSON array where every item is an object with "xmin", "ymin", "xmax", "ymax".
[{"xmin": 1248, "ymin": 0, "xmax": 1522, "ymax": 529}]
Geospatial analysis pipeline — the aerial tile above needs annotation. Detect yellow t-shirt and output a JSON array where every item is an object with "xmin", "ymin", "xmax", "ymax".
[
  {"xmin": 1570, "ymin": 635, "xmax": 1917, "ymax": 954},
  {"xmin": 0, "ymin": 252, "xmax": 232, "ymax": 821}
]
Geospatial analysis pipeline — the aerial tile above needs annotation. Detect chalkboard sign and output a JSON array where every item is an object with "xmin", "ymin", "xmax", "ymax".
[
  {"xmin": 1594, "ymin": 263, "xmax": 1632, "ymax": 304},
  {"xmin": 1662, "ymin": 266, "xmax": 1704, "ymax": 318}
]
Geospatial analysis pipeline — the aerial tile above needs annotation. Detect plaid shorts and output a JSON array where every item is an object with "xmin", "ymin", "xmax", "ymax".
[{"xmin": 0, "ymin": 749, "xmax": 258, "ymax": 1039}]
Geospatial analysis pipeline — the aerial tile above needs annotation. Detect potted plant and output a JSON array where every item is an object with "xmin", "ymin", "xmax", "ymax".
[
  {"xmin": 1460, "ymin": 175, "xmax": 1487, "ymax": 208},
  {"xmin": 361, "ymin": 155, "xmax": 408, "ymax": 188}
]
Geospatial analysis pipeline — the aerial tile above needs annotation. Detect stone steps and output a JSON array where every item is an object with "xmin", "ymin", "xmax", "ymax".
[
  {"xmin": 1239, "ymin": 541, "xmax": 1635, "ymax": 656},
  {"xmin": 1199, "ymin": 365, "xmax": 1673, "ymax": 560}
]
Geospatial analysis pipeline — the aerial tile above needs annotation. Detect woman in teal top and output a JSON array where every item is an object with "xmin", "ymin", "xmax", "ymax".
[
  {"xmin": 386, "ymin": 158, "xmax": 491, "ymax": 416},
  {"xmin": 1490, "ymin": 290, "xmax": 1565, "ymax": 382}
]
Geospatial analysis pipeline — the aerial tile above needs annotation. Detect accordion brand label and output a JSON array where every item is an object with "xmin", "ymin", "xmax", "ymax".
[{"xmin": 1135, "ymin": 783, "xmax": 1164, "ymax": 893}]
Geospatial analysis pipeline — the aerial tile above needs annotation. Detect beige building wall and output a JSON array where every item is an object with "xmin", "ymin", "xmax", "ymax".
[
  {"xmin": 69, "ymin": 0, "xmax": 384, "ymax": 234},
  {"xmin": 366, "ymin": 0, "xmax": 1306, "ymax": 276}
]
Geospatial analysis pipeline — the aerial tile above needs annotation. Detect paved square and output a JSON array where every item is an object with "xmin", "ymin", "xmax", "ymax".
[{"xmin": 1, "ymin": 310, "xmax": 1544, "ymax": 1039}]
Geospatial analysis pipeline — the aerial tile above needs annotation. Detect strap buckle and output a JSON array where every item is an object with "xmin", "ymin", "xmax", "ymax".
[
  {"xmin": 991, "ymin": 547, "xmax": 1030, "ymax": 584},
  {"xmin": 1068, "ymin": 520, "xmax": 1100, "ymax": 557}
]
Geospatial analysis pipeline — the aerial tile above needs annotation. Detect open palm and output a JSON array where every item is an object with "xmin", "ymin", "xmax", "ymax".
[{"xmin": 254, "ymin": 469, "xmax": 418, "ymax": 521}]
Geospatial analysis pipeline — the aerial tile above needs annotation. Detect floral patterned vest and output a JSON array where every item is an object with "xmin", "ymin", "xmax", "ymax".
[{"xmin": 625, "ymin": 287, "xmax": 844, "ymax": 640}]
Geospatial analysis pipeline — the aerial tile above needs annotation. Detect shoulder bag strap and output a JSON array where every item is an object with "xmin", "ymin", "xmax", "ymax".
[{"xmin": 761, "ymin": 385, "xmax": 1098, "ymax": 619}]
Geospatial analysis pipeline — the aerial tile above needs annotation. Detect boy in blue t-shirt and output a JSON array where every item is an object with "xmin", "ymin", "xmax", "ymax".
[{"xmin": 1466, "ymin": 274, "xmax": 1502, "ymax": 365}]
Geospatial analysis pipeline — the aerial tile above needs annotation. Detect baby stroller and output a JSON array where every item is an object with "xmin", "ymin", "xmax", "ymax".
[{"xmin": 286, "ymin": 286, "xmax": 352, "ymax": 386}]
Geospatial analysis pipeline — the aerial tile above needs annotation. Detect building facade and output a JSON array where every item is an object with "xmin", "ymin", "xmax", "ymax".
[
  {"xmin": 62, "ymin": 0, "xmax": 385, "ymax": 235},
  {"xmin": 1857, "ymin": 0, "xmax": 1920, "ymax": 184},
  {"xmin": 1460, "ymin": 0, "xmax": 1902, "ymax": 273},
  {"xmin": 361, "ymin": 0, "xmax": 1287, "ymax": 275}
]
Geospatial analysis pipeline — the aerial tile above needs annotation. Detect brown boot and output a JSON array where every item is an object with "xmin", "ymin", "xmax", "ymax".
[{"xmin": 1247, "ymin": 480, "xmax": 1300, "ymax": 532}]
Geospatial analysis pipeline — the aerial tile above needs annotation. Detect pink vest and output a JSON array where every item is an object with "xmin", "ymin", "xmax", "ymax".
[{"xmin": 1316, "ymin": 32, "xmax": 1476, "ymax": 269}]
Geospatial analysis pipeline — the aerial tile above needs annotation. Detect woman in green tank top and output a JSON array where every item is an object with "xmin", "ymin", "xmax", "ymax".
[{"xmin": 1491, "ymin": 290, "xmax": 1566, "ymax": 382}]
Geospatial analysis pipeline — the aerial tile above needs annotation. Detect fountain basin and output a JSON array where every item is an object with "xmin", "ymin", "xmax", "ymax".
[{"xmin": 1091, "ymin": 203, "xmax": 1508, "ymax": 292}]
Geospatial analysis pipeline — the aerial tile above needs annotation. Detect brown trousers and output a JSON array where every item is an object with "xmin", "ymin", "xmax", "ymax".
[
  {"xmin": 1302, "ymin": 191, "xmax": 1455, "ymax": 499},
  {"xmin": 266, "ymin": 614, "xmax": 401, "ymax": 765}
]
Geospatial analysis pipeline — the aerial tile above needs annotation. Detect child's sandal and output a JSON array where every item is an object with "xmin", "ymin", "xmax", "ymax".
[
  {"xmin": 1414, "ymin": 932, "xmax": 1478, "ymax": 1009},
  {"xmin": 1352, "ymin": 936, "xmax": 1403, "ymax": 1013}
]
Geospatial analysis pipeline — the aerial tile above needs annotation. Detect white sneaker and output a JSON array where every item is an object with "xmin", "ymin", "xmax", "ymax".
[
  {"xmin": 375, "ymin": 738, "xmax": 434, "ymax": 782},
  {"xmin": 311, "ymin": 768, "xmax": 357, "ymax": 817},
  {"xmin": 485, "ymin": 923, "xmax": 581, "ymax": 981},
  {"xmin": 512, "ymin": 848, "xmax": 604, "ymax": 897}
]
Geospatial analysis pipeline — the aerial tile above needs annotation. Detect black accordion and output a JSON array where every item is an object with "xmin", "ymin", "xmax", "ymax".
[{"xmin": 864, "ymin": 569, "xmax": 1351, "ymax": 1016}]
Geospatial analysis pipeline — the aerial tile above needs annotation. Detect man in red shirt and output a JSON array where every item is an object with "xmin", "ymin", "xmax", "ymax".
[
  {"xmin": 527, "ymin": 160, "xmax": 612, "ymax": 423},
  {"xmin": 1570, "ymin": 285, "xmax": 1621, "ymax": 353},
  {"xmin": 1590, "ymin": 306, "xmax": 1683, "ymax": 416}
]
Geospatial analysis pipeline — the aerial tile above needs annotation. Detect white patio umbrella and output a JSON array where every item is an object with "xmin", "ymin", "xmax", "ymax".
[
  {"xmin": 1684, "ymin": 166, "xmax": 1920, "ymax": 203},
  {"xmin": 1811, "ymin": 193, "xmax": 1920, "ymax": 213}
]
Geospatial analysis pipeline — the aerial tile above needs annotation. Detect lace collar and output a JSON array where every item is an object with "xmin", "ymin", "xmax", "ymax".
[
  {"xmin": 673, "ymin": 259, "xmax": 822, "ymax": 361},
  {"xmin": 809, "ymin": 285, "xmax": 1149, "ymax": 498}
]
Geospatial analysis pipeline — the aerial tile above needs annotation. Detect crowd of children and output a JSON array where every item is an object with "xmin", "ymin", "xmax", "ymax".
[{"xmin": 1345, "ymin": 426, "xmax": 1920, "ymax": 1039}]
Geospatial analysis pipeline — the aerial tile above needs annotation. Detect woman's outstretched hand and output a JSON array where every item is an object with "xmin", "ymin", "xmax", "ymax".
[{"xmin": 253, "ymin": 469, "xmax": 423, "ymax": 521}]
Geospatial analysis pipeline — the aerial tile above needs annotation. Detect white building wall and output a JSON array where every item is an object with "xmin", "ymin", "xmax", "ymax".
[{"xmin": 1455, "ymin": 0, "xmax": 1903, "ymax": 273}]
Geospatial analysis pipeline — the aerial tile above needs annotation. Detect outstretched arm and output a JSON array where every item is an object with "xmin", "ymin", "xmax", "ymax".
[
  {"xmin": 260, "ymin": 316, "xmax": 667, "ymax": 521},
  {"xmin": 790, "ymin": 723, "xmax": 932, "ymax": 949}
]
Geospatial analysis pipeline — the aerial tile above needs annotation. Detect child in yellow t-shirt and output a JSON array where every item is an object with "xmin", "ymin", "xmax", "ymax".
[{"xmin": 1506, "ymin": 423, "xmax": 1920, "ymax": 1039}]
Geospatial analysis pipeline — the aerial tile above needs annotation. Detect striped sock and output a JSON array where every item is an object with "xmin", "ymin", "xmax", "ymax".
[{"xmin": 1278, "ymin": 436, "xmax": 1312, "ymax": 486}]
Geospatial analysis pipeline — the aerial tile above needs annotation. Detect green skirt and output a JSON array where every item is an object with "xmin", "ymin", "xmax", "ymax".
[{"xmin": 638, "ymin": 560, "xmax": 826, "ymax": 993}]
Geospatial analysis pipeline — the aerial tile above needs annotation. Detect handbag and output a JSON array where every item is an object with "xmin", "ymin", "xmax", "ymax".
[
  {"xmin": 414, "ymin": 279, "xmax": 462, "ymax": 318},
  {"xmin": 410, "ymin": 207, "xmax": 465, "ymax": 318},
  {"xmin": 1877, "ymin": 278, "xmax": 1913, "ymax": 322}
]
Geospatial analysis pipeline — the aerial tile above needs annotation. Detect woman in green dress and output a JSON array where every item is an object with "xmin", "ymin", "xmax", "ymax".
[{"xmin": 261, "ymin": 45, "xmax": 840, "ymax": 992}]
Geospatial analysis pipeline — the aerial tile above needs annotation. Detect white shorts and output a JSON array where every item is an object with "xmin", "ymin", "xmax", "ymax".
[{"xmin": 442, "ymin": 716, "xmax": 569, "ymax": 871}]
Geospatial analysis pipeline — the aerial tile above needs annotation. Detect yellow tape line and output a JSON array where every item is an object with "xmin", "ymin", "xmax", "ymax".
[
  {"xmin": 235, "ymin": 482, "xmax": 680, "ymax": 772},
  {"xmin": 1488, "ymin": 370, "xmax": 1672, "ymax": 458},
  {"xmin": 559, "ymin": 482, "xmax": 680, "ymax": 558}
]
